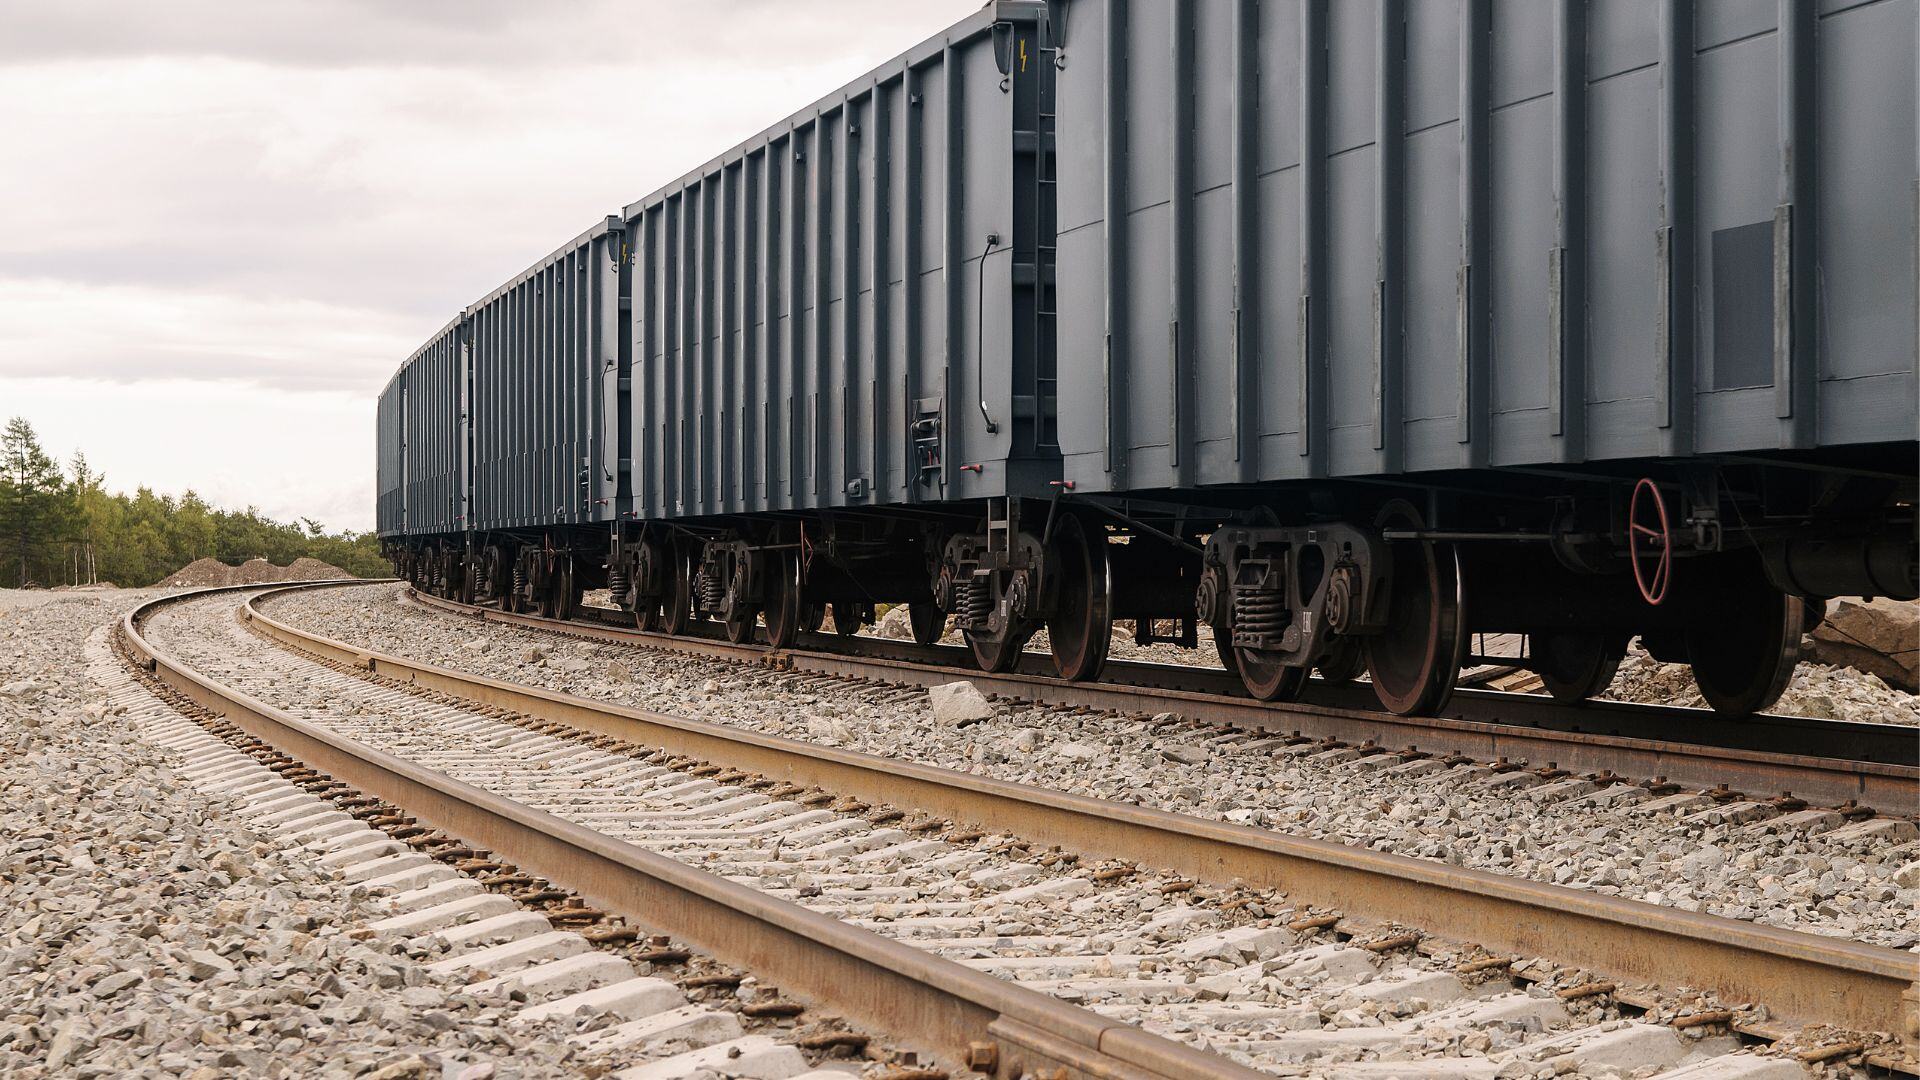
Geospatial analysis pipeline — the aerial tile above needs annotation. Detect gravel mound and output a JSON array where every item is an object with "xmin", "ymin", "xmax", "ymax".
[
  {"xmin": 0, "ymin": 590, "xmax": 599, "ymax": 1078},
  {"xmin": 157, "ymin": 557, "xmax": 355, "ymax": 589},
  {"xmin": 1605, "ymin": 648, "xmax": 1920, "ymax": 725},
  {"xmin": 285, "ymin": 557, "xmax": 357, "ymax": 581},
  {"xmin": 264, "ymin": 585, "xmax": 1920, "ymax": 951},
  {"xmin": 156, "ymin": 558, "xmax": 237, "ymax": 588}
]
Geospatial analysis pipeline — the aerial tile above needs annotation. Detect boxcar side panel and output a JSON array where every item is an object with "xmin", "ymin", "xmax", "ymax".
[
  {"xmin": 1054, "ymin": 0, "xmax": 1918, "ymax": 495},
  {"xmin": 623, "ymin": 3, "xmax": 1054, "ymax": 522},
  {"xmin": 469, "ymin": 224, "xmax": 619, "ymax": 534},
  {"xmin": 375, "ymin": 373, "xmax": 407, "ymax": 537},
  {"xmin": 397, "ymin": 319, "xmax": 462, "ymax": 537}
]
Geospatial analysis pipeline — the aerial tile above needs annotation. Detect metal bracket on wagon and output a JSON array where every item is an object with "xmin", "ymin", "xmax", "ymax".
[{"xmin": 1201, "ymin": 524, "xmax": 1389, "ymax": 672}]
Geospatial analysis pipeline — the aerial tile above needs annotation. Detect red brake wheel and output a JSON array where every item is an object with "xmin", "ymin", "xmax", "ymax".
[{"xmin": 1629, "ymin": 478, "xmax": 1673, "ymax": 606}]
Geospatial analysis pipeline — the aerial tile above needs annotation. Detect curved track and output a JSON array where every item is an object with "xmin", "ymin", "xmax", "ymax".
[
  {"xmin": 113, "ymin": 581, "xmax": 1920, "ymax": 1071},
  {"xmin": 406, "ymin": 588, "xmax": 1917, "ymax": 816}
]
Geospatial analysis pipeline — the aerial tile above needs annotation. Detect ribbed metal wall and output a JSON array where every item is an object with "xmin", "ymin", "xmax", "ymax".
[
  {"xmin": 399, "ymin": 317, "xmax": 464, "ymax": 536},
  {"xmin": 624, "ymin": 0, "xmax": 1058, "ymax": 521},
  {"xmin": 375, "ymin": 371, "xmax": 405, "ymax": 537},
  {"xmin": 1053, "ymin": 0, "xmax": 1918, "ymax": 494},
  {"xmin": 469, "ymin": 221, "xmax": 623, "ymax": 533}
]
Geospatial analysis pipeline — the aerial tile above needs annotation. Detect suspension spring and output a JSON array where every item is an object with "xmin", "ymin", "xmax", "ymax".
[
  {"xmin": 1231, "ymin": 586, "xmax": 1289, "ymax": 642},
  {"xmin": 698, "ymin": 567, "xmax": 725, "ymax": 611},
  {"xmin": 607, "ymin": 562, "xmax": 630, "ymax": 604},
  {"xmin": 511, "ymin": 561, "xmax": 526, "ymax": 597},
  {"xmin": 962, "ymin": 573, "xmax": 995, "ymax": 627}
]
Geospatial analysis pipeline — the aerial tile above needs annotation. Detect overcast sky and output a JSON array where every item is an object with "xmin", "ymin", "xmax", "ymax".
[{"xmin": 0, "ymin": 1, "xmax": 981, "ymax": 532}]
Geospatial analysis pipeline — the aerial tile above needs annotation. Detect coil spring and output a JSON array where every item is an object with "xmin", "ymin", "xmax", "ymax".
[
  {"xmin": 607, "ymin": 563, "xmax": 630, "ymax": 603},
  {"xmin": 511, "ymin": 561, "xmax": 526, "ymax": 597},
  {"xmin": 698, "ymin": 568, "xmax": 725, "ymax": 611},
  {"xmin": 1231, "ymin": 587, "xmax": 1288, "ymax": 639},
  {"xmin": 962, "ymin": 574, "xmax": 994, "ymax": 626}
]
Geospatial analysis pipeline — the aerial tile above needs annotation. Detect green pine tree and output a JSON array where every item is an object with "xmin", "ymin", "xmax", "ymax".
[{"xmin": 0, "ymin": 417, "xmax": 73, "ymax": 587}]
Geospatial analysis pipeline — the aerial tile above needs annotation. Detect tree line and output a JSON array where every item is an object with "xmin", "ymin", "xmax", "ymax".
[{"xmin": 0, "ymin": 416, "xmax": 387, "ymax": 588}]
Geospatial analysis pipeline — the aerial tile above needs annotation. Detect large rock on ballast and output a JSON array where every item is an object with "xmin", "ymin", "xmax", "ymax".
[
  {"xmin": 928, "ymin": 680, "xmax": 996, "ymax": 725},
  {"xmin": 1807, "ymin": 597, "xmax": 1918, "ymax": 692}
]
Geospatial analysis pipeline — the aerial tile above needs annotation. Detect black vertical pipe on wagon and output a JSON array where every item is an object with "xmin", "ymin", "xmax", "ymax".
[
  {"xmin": 1774, "ymin": 0, "xmax": 1817, "ymax": 449},
  {"xmin": 1299, "ymin": 0, "xmax": 1328, "ymax": 476},
  {"xmin": 1655, "ymin": 0, "xmax": 1695, "ymax": 459},
  {"xmin": 1374, "ymin": 0, "xmax": 1406, "ymax": 471},
  {"xmin": 1229, "ymin": 0, "xmax": 1257, "ymax": 481},
  {"xmin": 1101, "ymin": 0, "xmax": 1128, "ymax": 486},
  {"xmin": 1547, "ymin": 0, "xmax": 1586, "ymax": 463}
]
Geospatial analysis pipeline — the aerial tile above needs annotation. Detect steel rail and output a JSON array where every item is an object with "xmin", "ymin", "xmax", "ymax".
[
  {"xmin": 123, "ymin": 584, "xmax": 1275, "ymax": 1080},
  {"xmin": 239, "ymin": 581, "xmax": 1920, "ymax": 1039},
  {"xmin": 404, "ymin": 587, "xmax": 1916, "ymax": 815}
]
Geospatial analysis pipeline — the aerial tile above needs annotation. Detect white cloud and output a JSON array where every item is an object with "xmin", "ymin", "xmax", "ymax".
[
  {"xmin": 0, "ymin": 279, "xmax": 410, "ymax": 393},
  {"xmin": 0, "ymin": 376, "xmax": 375, "ymax": 532},
  {"xmin": 0, "ymin": 1, "xmax": 982, "ymax": 532}
]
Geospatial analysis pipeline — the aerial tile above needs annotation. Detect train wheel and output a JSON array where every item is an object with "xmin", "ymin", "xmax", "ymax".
[
  {"xmin": 1236, "ymin": 649, "xmax": 1308, "ymax": 702},
  {"xmin": 1046, "ymin": 516, "xmax": 1112, "ymax": 682},
  {"xmin": 531, "ymin": 571, "xmax": 555, "ymax": 618},
  {"xmin": 632, "ymin": 539, "xmax": 667, "ymax": 631},
  {"xmin": 799, "ymin": 603, "xmax": 824, "ymax": 634},
  {"xmin": 908, "ymin": 603, "xmax": 947, "ymax": 646},
  {"xmin": 1210, "ymin": 628, "xmax": 1240, "ymax": 674},
  {"xmin": 1316, "ymin": 637, "xmax": 1366, "ymax": 685},
  {"xmin": 505, "ymin": 554, "xmax": 527, "ymax": 614},
  {"xmin": 830, "ymin": 602, "xmax": 869, "ymax": 637},
  {"xmin": 1363, "ymin": 505, "xmax": 1465, "ymax": 716},
  {"xmin": 1686, "ymin": 587, "xmax": 1804, "ymax": 716},
  {"xmin": 762, "ymin": 551, "xmax": 802, "ymax": 648},
  {"xmin": 721, "ymin": 558, "xmax": 757, "ymax": 644},
  {"xmin": 659, "ymin": 545, "xmax": 693, "ymax": 636},
  {"xmin": 1533, "ymin": 631, "xmax": 1626, "ymax": 704},
  {"xmin": 479, "ymin": 546, "xmax": 504, "ymax": 604},
  {"xmin": 550, "ymin": 557, "xmax": 578, "ymax": 622},
  {"xmin": 967, "ymin": 627, "xmax": 1031, "ymax": 673}
]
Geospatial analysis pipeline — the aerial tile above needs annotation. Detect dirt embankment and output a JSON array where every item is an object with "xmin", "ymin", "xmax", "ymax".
[{"xmin": 156, "ymin": 557, "xmax": 355, "ymax": 589}]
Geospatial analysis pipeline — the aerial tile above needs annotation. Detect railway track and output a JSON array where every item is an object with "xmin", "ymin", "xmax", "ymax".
[
  {"xmin": 114, "ymin": 583, "xmax": 1916, "ymax": 1078},
  {"xmin": 404, "ymin": 587, "xmax": 1916, "ymax": 817}
]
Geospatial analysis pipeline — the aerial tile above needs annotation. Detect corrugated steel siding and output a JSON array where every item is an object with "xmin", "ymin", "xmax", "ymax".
[
  {"xmin": 400, "ymin": 319, "xmax": 464, "ymax": 535},
  {"xmin": 625, "ymin": 0, "xmax": 1058, "ymax": 520},
  {"xmin": 375, "ymin": 371, "xmax": 405, "ymax": 537},
  {"xmin": 1054, "ymin": 0, "xmax": 1918, "ymax": 494},
  {"xmin": 469, "ymin": 221, "xmax": 623, "ymax": 533}
]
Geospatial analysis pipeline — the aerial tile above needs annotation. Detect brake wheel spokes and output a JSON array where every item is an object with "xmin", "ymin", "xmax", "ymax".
[{"xmin": 1628, "ymin": 478, "xmax": 1672, "ymax": 606}]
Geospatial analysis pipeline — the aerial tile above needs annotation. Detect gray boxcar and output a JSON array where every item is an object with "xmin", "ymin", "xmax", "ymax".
[
  {"xmin": 1052, "ymin": 0, "xmax": 1918, "ymax": 492},
  {"xmin": 623, "ymin": 0, "xmax": 1058, "ymax": 520},
  {"xmin": 375, "ymin": 370, "xmax": 404, "ymax": 537},
  {"xmin": 469, "ymin": 218, "xmax": 625, "ymax": 534},
  {"xmin": 392, "ymin": 316, "xmax": 465, "ymax": 538},
  {"xmin": 382, "ymin": 0, "xmax": 1914, "ymax": 719}
]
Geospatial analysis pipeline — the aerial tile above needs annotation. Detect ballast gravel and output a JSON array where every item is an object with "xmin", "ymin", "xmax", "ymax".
[
  {"xmin": 263, "ymin": 586, "xmax": 1920, "ymax": 952},
  {"xmin": 0, "ymin": 590, "xmax": 622, "ymax": 1078},
  {"xmin": 144, "ymin": 592, "xmax": 1861, "ymax": 1079},
  {"xmin": 1605, "ymin": 649, "xmax": 1920, "ymax": 725}
]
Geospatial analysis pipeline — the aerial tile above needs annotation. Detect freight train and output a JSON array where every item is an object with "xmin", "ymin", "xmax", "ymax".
[{"xmin": 379, "ymin": 0, "xmax": 1918, "ymax": 718}]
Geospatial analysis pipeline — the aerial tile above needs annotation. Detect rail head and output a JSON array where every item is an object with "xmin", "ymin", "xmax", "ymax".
[
  {"xmin": 231, "ymin": 581, "xmax": 1920, "ymax": 1042},
  {"xmin": 122, "ymin": 583, "xmax": 1274, "ymax": 1080}
]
